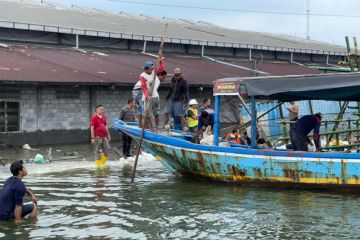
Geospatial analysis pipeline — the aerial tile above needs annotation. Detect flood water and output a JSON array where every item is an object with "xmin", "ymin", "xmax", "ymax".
[{"xmin": 1, "ymin": 143, "xmax": 360, "ymax": 239}]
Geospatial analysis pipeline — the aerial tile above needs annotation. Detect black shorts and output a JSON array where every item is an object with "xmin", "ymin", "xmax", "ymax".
[{"xmin": 8, "ymin": 204, "xmax": 34, "ymax": 219}]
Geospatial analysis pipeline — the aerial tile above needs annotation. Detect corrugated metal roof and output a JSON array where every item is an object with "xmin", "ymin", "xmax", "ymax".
[
  {"xmin": 0, "ymin": 44, "xmax": 322, "ymax": 85},
  {"xmin": 0, "ymin": 1, "xmax": 346, "ymax": 54}
]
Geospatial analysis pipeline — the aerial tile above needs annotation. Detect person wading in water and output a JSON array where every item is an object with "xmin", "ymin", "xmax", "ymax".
[
  {"xmin": 91, "ymin": 104, "xmax": 111, "ymax": 167},
  {"xmin": 0, "ymin": 160, "xmax": 38, "ymax": 224}
]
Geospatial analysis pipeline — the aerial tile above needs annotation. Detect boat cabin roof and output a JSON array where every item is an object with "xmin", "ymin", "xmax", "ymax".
[{"xmin": 214, "ymin": 72, "xmax": 360, "ymax": 101}]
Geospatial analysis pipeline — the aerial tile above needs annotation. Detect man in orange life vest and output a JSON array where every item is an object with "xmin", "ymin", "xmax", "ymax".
[{"xmin": 225, "ymin": 128, "xmax": 240, "ymax": 144}]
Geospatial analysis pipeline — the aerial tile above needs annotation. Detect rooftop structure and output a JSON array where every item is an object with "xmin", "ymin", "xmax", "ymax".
[
  {"xmin": 0, "ymin": 0, "xmax": 346, "ymax": 58},
  {"xmin": 0, "ymin": 44, "xmax": 322, "ymax": 86}
]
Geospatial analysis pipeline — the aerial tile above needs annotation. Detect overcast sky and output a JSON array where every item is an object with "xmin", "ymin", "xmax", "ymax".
[{"xmin": 40, "ymin": 0, "xmax": 359, "ymax": 46}]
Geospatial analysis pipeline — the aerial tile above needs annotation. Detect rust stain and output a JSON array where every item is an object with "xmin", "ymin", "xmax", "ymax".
[
  {"xmin": 210, "ymin": 163, "xmax": 218, "ymax": 175},
  {"xmin": 181, "ymin": 149, "xmax": 188, "ymax": 162},
  {"xmin": 283, "ymin": 169, "xmax": 299, "ymax": 182},
  {"xmin": 253, "ymin": 168, "xmax": 263, "ymax": 178},
  {"xmin": 341, "ymin": 160, "xmax": 347, "ymax": 184},
  {"xmin": 232, "ymin": 165, "xmax": 239, "ymax": 176},
  {"xmin": 284, "ymin": 152, "xmax": 304, "ymax": 157},
  {"xmin": 226, "ymin": 164, "xmax": 246, "ymax": 178},
  {"xmin": 181, "ymin": 149, "xmax": 198, "ymax": 171},
  {"xmin": 196, "ymin": 152, "xmax": 207, "ymax": 172},
  {"xmin": 302, "ymin": 170, "xmax": 313, "ymax": 178},
  {"xmin": 276, "ymin": 162, "xmax": 299, "ymax": 169}
]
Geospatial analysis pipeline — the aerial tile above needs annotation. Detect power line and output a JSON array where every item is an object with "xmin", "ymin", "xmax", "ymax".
[{"xmin": 105, "ymin": 0, "xmax": 360, "ymax": 18}]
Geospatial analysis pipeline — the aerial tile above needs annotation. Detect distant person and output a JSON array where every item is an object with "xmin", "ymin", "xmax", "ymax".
[
  {"xmin": 257, "ymin": 138, "xmax": 272, "ymax": 148},
  {"xmin": 165, "ymin": 68, "xmax": 189, "ymax": 131},
  {"xmin": 290, "ymin": 113, "xmax": 322, "ymax": 151},
  {"xmin": 225, "ymin": 128, "xmax": 240, "ymax": 144},
  {"xmin": 199, "ymin": 98, "xmax": 211, "ymax": 114},
  {"xmin": 119, "ymin": 99, "xmax": 136, "ymax": 158},
  {"xmin": 287, "ymin": 101, "xmax": 299, "ymax": 121},
  {"xmin": 132, "ymin": 55, "xmax": 165, "ymax": 129},
  {"xmin": 91, "ymin": 104, "xmax": 111, "ymax": 167},
  {"xmin": 185, "ymin": 99, "xmax": 199, "ymax": 133},
  {"xmin": 0, "ymin": 160, "xmax": 38, "ymax": 224},
  {"xmin": 240, "ymin": 130, "xmax": 251, "ymax": 145}
]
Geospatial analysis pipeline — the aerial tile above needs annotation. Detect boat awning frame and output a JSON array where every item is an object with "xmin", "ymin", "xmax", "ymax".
[{"xmin": 214, "ymin": 72, "xmax": 360, "ymax": 101}]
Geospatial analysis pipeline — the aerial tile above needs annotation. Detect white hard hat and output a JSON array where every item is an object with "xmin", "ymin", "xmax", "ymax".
[{"xmin": 189, "ymin": 99, "xmax": 198, "ymax": 105}]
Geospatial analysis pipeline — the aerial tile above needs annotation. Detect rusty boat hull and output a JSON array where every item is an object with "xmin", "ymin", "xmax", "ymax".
[{"xmin": 114, "ymin": 121, "xmax": 360, "ymax": 191}]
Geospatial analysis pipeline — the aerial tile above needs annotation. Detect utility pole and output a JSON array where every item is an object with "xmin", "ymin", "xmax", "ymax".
[{"xmin": 306, "ymin": 0, "xmax": 310, "ymax": 40}]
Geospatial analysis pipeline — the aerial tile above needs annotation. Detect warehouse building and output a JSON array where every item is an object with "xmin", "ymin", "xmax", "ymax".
[{"xmin": 0, "ymin": 1, "xmax": 345, "ymax": 145}]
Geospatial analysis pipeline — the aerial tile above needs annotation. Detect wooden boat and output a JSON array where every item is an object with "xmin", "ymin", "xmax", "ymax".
[{"xmin": 114, "ymin": 72, "xmax": 360, "ymax": 191}]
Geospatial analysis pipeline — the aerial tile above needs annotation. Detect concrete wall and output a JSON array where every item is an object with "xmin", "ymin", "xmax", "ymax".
[{"xmin": 0, "ymin": 84, "xmax": 214, "ymax": 146}]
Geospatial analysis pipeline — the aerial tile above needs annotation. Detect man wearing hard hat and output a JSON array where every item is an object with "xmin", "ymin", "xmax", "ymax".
[{"xmin": 185, "ymin": 99, "xmax": 199, "ymax": 133}]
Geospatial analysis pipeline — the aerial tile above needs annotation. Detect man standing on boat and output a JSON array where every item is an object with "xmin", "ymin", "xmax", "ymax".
[
  {"xmin": 185, "ymin": 99, "xmax": 199, "ymax": 133},
  {"xmin": 290, "ymin": 113, "xmax": 322, "ymax": 151},
  {"xmin": 287, "ymin": 101, "xmax": 299, "ymax": 148},
  {"xmin": 0, "ymin": 160, "xmax": 38, "ymax": 224},
  {"xmin": 119, "ymin": 99, "xmax": 136, "ymax": 158},
  {"xmin": 91, "ymin": 104, "xmax": 111, "ymax": 167},
  {"xmin": 287, "ymin": 101, "xmax": 299, "ymax": 121},
  {"xmin": 132, "ymin": 55, "xmax": 165, "ymax": 130},
  {"xmin": 199, "ymin": 98, "xmax": 212, "ymax": 114},
  {"xmin": 165, "ymin": 68, "xmax": 189, "ymax": 131}
]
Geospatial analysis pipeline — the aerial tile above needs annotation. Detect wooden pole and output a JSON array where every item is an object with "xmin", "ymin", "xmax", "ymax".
[
  {"xmin": 131, "ymin": 24, "xmax": 168, "ymax": 182},
  {"xmin": 327, "ymin": 101, "xmax": 349, "ymax": 143},
  {"xmin": 308, "ymin": 100, "xmax": 314, "ymax": 115}
]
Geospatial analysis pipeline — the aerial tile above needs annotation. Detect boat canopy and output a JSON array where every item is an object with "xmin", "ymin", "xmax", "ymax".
[{"xmin": 214, "ymin": 72, "xmax": 360, "ymax": 101}]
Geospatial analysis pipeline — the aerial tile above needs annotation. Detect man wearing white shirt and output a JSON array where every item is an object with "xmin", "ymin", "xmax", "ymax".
[{"xmin": 132, "ymin": 58, "xmax": 165, "ymax": 131}]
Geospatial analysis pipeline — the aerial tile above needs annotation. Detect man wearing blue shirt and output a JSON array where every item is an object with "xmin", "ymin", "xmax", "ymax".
[
  {"xmin": 197, "ymin": 110, "xmax": 214, "ymax": 134},
  {"xmin": 290, "ymin": 113, "xmax": 322, "ymax": 151},
  {"xmin": 0, "ymin": 160, "xmax": 38, "ymax": 224}
]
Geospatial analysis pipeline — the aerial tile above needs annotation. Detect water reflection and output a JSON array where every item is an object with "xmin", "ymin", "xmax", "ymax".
[{"xmin": 0, "ymin": 151, "xmax": 359, "ymax": 239}]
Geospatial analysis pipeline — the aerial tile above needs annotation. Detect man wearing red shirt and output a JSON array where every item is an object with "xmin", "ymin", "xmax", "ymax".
[{"xmin": 90, "ymin": 105, "xmax": 111, "ymax": 167}]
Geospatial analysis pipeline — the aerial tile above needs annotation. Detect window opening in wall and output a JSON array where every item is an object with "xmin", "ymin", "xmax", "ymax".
[{"xmin": 0, "ymin": 101, "xmax": 20, "ymax": 132}]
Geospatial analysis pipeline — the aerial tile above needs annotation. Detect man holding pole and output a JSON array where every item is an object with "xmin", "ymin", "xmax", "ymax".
[
  {"xmin": 132, "ymin": 24, "xmax": 168, "ymax": 182},
  {"xmin": 133, "ymin": 53, "xmax": 165, "ymax": 131}
]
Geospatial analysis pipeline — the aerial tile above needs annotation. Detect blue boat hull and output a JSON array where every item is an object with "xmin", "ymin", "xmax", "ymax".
[{"xmin": 114, "ymin": 120, "xmax": 360, "ymax": 191}]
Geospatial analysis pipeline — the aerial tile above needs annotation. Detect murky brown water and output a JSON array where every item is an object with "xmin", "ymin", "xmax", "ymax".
[{"xmin": 1, "ymin": 143, "xmax": 360, "ymax": 239}]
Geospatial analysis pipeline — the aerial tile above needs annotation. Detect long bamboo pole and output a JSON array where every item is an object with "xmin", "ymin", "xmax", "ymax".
[{"xmin": 131, "ymin": 24, "xmax": 168, "ymax": 182}]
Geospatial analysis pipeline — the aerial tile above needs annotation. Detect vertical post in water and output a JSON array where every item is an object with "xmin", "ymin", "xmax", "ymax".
[
  {"xmin": 250, "ymin": 96, "xmax": 257, "ymax": 148},
  {"xmin": 214, "ymin": 95, "xmax": 220, "ymax": 146}
]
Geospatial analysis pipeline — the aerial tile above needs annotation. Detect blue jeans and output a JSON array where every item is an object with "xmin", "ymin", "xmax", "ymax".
[
  {"xmin": 8, "ymin": 204, "xmax": 34, "ymax": 219},
  {"xmin": 170, "ymin": 101, "xmax": 185, "ymax": 117},
  {"xmin": 290, "ymin": 125, "xmax": 308, "ymax": 151}
]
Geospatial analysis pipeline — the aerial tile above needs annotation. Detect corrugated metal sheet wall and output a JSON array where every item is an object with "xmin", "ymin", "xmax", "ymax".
[{"xmin": 241, "ymin": 100, "xmax": 359, "ymax": 139}]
